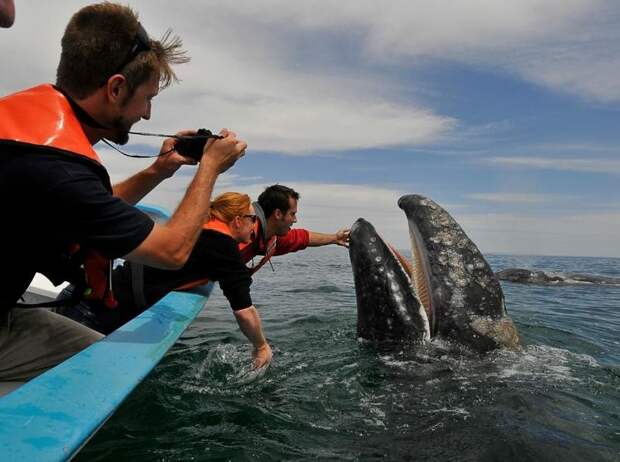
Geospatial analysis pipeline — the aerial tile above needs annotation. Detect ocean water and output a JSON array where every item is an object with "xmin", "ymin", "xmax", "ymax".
[{"xmin": 75, "ymin": 249, "xmax": 620, "ymax": 461}]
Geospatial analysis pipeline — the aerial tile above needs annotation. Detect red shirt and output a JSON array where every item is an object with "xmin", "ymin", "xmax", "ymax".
[{"xmin": 239, "ymin": 223, "xmax": 310, "ymax": 267}]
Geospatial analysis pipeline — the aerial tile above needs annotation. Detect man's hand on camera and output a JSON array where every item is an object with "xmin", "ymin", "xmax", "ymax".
[
  {"xmin": 152, "ymin": 129, "xmax": 199, "ymax": 179},
  {"xmin": 201, "ymin": 128, "xmax": 247, "ymax": 174}
]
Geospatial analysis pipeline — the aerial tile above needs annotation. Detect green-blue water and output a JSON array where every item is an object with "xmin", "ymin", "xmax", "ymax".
[{"xmin": 76, "ymin": 250, "xmax": 620, "ymax": 461}]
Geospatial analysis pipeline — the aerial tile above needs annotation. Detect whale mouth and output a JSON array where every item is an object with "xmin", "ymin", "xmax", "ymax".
[
  {"xmin": 349, "ymin": 218, "xmax": 431, "ymax": 342},
  {"xmin": 406, "ymin": 220, "xmax": 436, "ymax": 336}
]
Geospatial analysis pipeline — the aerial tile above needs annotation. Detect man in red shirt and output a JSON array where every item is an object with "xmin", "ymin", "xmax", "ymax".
[
  {"xmin": 234, "ymin": 184, "xmax": 349, "ymax": 367},
  {"xmin": 240, "ymin": 184, "xmax": 350, "ymax": 272}
]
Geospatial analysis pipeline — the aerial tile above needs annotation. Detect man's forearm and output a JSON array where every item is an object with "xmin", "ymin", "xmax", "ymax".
[
  {"xmin": 233, "ymin": 306, "xmax": 268, "ymax": 349},
  {"xmin": 163, "ymin": 159, "xmax": 219, "ymax": 252},
  {"xmin": 123, "ymin": 158, "xmax": 220, "ymax": 269},
  {"xmin": 308, "ymin": 231, "xmax": 337, "ymax": 247},
  {"xmin": 113, "ymin": 165, "xmax": 168, "ymax": 205}
]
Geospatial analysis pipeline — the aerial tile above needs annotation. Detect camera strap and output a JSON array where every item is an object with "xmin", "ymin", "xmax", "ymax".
[{"xmin": 101, "ymin": 130, "xmax": 223, "ymax": 159}]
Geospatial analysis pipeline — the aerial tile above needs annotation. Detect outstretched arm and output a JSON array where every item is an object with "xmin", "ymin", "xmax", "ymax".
[
  {"xmin": 308, "ymin": 229, "xmax": 350, "ymax": 248},
  {"xmin": 234, "ymin": 306, "xmax": 273, "ymax": 369}
]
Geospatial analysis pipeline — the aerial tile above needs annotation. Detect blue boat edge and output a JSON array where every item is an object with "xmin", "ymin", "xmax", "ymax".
[
  {"xmin": 0, "ymin": 286, "xmax": 214, "ymax": 461},
  {"xmin": 0, "ymin": 204, "xmax": 213, "ymax": 461}
]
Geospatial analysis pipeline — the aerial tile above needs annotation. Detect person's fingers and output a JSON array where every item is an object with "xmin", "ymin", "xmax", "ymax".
[
  {"xmin": 236, "ymin": 141, "xmax": 248, "ymax": 154},
  {"xmin": 252, "ymin": 354, "xmax": 270, "ymax": 370},
  {"xmin": 174, "ymin": 129, "xmax": 197, "ymax": 137},
  {"xmin": 182, "ymin": 158, "xmax": 198, "ymax": 166}
]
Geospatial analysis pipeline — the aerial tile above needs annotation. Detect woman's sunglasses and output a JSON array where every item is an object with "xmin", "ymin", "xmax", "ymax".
[{"xmin": 243, "ymin": 214, "xmax": 258, "ymax": 223}]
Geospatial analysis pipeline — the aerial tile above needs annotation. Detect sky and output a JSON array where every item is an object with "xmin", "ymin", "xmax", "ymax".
[{"xmin": 2, "ymin": 0, "xmax": 619, "ymax": 257}]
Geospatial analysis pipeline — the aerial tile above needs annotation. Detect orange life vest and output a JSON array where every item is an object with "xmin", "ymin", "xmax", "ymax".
[
  {"xmin": 174, "ymin": 218, "xmax": 278, "ymax": 291},
  {"xmin": 0, "ymin": 84, "xmax": 117, "ymax": 308},
  {"xmin": 0, "ymin": 84, "xmax": 102, "ymax": 163}
]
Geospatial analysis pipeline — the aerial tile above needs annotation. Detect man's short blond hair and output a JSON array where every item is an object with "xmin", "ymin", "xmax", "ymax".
[{"xmin": 56, "ymin": 2, "xmax": 189, "ymax": 99}]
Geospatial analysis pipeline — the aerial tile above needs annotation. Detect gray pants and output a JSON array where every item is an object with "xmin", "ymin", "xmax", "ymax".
[{"xmin": 0, "ymin": 308, "xmax": 103, "ymax": 392}]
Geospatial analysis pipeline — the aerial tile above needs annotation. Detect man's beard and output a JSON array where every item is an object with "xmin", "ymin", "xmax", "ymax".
[
  {"xmin": 108, "ymin": 115, "xmax": 132, "ymax": 145},
  {"xmin": 276, "ymin": 223, "xmax": 291, "ymax": 236}
]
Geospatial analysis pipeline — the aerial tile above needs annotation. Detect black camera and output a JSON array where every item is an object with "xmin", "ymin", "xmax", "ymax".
[{"xmin": 175, "ymin": 129, "xmax": 222, "ymax": 161}]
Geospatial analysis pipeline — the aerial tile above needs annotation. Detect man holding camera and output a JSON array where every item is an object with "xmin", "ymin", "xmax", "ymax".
[{"xmin": 0, "ymin": 3, "xmax": 246, "ymax": 385}]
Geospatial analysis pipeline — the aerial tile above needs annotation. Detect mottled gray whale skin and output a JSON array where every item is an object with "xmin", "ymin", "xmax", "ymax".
[
  {"xmin": 398, "ymin": 194, "xmax": 520, "ymax": 352},
  {"xmin": 349, "ymin": 218, "xmax": 430, "ymax": 344},
  {"xmin": 497, "ymin": 268, "xmax": 620, "ymax": 286}
]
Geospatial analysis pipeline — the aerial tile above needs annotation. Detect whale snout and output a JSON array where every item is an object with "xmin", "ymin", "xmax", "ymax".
[{"xmin": 350, "ymin": 218, "xmax": 374, "ymax": 238}]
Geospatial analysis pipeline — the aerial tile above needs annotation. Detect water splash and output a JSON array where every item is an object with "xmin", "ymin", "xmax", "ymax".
[{"xmin": 183, "ymin": 344, "xmax": 270, "ymax": 394}]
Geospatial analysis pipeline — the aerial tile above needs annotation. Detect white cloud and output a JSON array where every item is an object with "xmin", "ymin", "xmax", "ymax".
[
  {"xmin": 264, "ymin": 0, "xmax": 620, "ymax": 103},
  {"xmin": 486, "ymin": 156, "xmax": 620, "ymax": 174},
  {"xmin": 210, "ymin": 0, "xmax": 620, "ymax": 103},
  {"xmin": 466, "ymin": 193, "xmax": 565, "ymax": 204},
  {"xmin": 457, "ymin": 211, "xmax": 620, "ymax": 257},
  {"xmin": 178, "ymin": 0, "xmax": 620, "ymax": 103}
]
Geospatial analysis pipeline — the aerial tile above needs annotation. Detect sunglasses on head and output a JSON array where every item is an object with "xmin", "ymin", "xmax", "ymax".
[
  {"xmin": 101, "ymin": 22, "xmax": 151, "ymax": 86},
  {"xmin": 243, "ymin": 214, "xmax": 258, "ymax": 223}
]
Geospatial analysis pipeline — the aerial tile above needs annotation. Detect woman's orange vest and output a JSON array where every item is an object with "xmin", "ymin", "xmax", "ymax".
[
  {"xmin": 0, "ymin": 84, "xmax": 117, "ymax": 308},
  {"xmin": 174, "ymin": 217, "xmax": 278, "ymax": 291}
]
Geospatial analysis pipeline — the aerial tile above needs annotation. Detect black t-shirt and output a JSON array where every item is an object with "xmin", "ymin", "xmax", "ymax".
[
  {"xmin": 0, "ymin": 146, "xmax": 154, "ymax": 310},
  {"xmin": 112, "ymin": 230, "xmax": 253, "ymax": 315}
]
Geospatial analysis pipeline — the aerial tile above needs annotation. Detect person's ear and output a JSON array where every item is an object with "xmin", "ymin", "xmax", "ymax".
[
  {"xmin": 106, "ymin": 75, "xmax": 127, "ymax": 103},
  {"xmin": 274, "ymin": 209, "xmax": 282, "ymax": 220}
]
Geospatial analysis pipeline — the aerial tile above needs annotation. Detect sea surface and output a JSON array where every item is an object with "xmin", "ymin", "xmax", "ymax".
[{"xmin": 75, "ymin": 250, "xmax": 620, "ymax": 461}]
